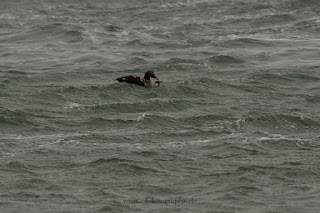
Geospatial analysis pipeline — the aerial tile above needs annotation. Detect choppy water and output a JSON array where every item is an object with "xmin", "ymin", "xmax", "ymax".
[{"xmin": 1, "ymin": 0, "xmax": 320, "ymax": 212}]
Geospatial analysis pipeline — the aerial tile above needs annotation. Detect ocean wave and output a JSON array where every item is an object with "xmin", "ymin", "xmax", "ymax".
[
  {"xmin": 251, "ymin": 13, "xmax": 296, "ymax": 26},
  {"xmin": 245, "ymin": 69, "xmax": 320, "ymax": 92},
  {"xmin": 1, "ymin": 1, "xmax": 320, "ymax": 212},
  {"xmin": 88, "ymin": 158, "xmax": 164, "ymax": 174},
  {"xmin": 2, "ymin": 161, "xmax": 37, "ymax": 175},
  {"xmin": 88, "ymin": 157, "xmax": 130, "ymax": 166},
  {"xmin": 235, "ymin": 165, "xmax": 280, "ymax": 174},
  {"xmin": 256, "ymin": 134, "xmax": 315, "ymax": 150},
  {"xmin": 128, "ymin": 57, "xmax": 148, "ymax": 65},
  {"xmin": 222, "ymin": 38, "xmax": 274, "ymax": 48},
  {"xmin": 244, "ymin": 113, "xmax": 320, "ymax": 131},
  {"xmin": 62, "ymin": 98, "xmax": 185, "ymax": 113},
  {"xmin": 205, "ymin": 55, "xmax": 244, "ymax": 64},
  {"xmin": 285, "ymin": 73, "xmax": 320, "ymax": 82},
  {"xmin": 2, "ymin": 21, "xmax": 86, "ymax": 45},
  {"xmin": 2, "ymin": 70, "xmax": 29, "ymax": 75},
  {"xmin": 159, "ymin": 0, "xmax": 210, "ymax": 9},
  {"xmin": 167, "ymin": 57, "xmax": 200, "ymax": 65},
  {"xmin": 0, "ymin": 109, "xmax": 38, "ymax": 127},
  {"xmin": 305, "ymin": 95, "xmax": 320, "ymax": 103}
]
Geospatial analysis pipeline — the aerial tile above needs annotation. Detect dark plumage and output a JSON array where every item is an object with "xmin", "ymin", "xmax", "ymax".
[{"xmin": 116, "ymin": 70, "xmax": 159, "ymax": 87}]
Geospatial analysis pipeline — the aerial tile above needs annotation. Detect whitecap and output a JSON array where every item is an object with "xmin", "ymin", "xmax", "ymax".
[
  {"xmin": 149, "ymin": 98, "xmax": 171, "ymax": 103},
  {"xmin": 188, "ymin": 139, "xmax": 212, "ymax": 145},
  {"xmin": 63, "ymin": 102, "xmax": 83, "ymax": 110},
  {"xmin": 137, "ymin": 113, "xmax": 147, "ymax": 121}
]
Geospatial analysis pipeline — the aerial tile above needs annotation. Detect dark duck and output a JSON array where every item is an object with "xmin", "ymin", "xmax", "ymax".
[{"xmin": 116, "ymin": 70, "xmax": 162, "ymax": 87}]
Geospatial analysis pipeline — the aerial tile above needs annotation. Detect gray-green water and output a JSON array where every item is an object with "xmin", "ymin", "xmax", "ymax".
[{"xmin": 1, "ymin": 0, "xmax": 320, "ymax": 212}]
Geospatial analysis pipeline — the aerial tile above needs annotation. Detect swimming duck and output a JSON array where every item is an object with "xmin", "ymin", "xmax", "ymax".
[{"xmin": 116, "ymin": 70, "xmax": 162, "ymax": 86}]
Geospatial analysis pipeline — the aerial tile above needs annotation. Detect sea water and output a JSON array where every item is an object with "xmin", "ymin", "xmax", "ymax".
[{"xmin": 0, "ymin": 0, "xmax": 320, "ymax": 212}]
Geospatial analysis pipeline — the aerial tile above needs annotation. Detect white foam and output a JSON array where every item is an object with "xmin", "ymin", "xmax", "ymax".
[
  {"xmin": 0, "ymin": 14, "xmax": 17, "ymax": 20},
  {"xmin": 188, "ymin": 139, "xmax": 212, "ymax": 145},
  {"xmin": 64, "ymin": 102, "xmax": 83, "ymax": 110},
  {"xmin": 0, "ymin": 152, "xmax": 15, "ymax": 157},
  {"xmin": 149, "ymin": 98, "xmax": 171, "ymax": 103},
  {"xmin": 137, "ymin": 113, "xmax": 147, "ymax": 121},
  {"xmin": 257, "ymin": 134, "xmax": 310, "ymax": 142}
]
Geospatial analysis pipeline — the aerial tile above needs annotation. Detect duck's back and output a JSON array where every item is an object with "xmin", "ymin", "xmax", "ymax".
[{"xmin": 116, "ymin": 75, "xmax": 145, "ymax": 86}]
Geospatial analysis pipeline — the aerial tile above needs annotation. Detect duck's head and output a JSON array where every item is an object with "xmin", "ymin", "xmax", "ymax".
[{"xmin": 144, "ymin": 70, "xmax": 159, "ymax": 81}]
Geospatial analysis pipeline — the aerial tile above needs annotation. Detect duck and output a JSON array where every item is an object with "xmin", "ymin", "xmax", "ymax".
[{"xmin": 116, "ymin": 70, "xmax": 162, "ymax": 86}]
